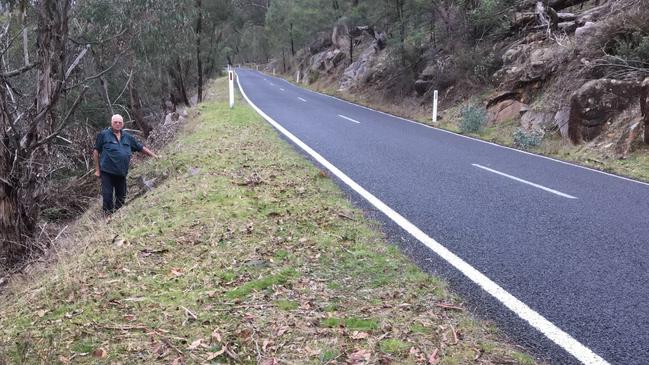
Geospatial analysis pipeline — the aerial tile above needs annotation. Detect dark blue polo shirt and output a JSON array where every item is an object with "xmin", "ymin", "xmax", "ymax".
[{"xmin": 94, "ymin": 128, "xmax": 143, "ymax": 176}]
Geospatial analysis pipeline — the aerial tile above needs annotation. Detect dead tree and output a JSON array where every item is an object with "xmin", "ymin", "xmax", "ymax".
[{"xmin": 0, "ymin": 0, "xmax": 88, "ymax": 264}]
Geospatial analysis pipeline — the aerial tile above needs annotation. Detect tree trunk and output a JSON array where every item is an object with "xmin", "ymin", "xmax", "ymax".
[
  {"xmin": 169, "ymin": 59, "xmax": 190, "ymax": 106},
  {"xmin": 195, "ymin": 0, "xmax": 203, "ymax": 103},
  {"xmin": 1, "ymin": 0, "xmax": 72, "ymax": 264},
  {"xmin": 129, "ymin": 83, "xmax": 152, "ymax": 137},
  {"xmin": 282, "ymin": 48, "xmax": 286, "ymax": 73},
  {"xmin": 290, "ymin": 23, "xmax": 295, "ymax": 56}
]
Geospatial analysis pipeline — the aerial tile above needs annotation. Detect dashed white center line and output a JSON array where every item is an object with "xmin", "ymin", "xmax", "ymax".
[
  {"xmin": 297, "ymin": 97, "xmax": 307, "ymax": 102},
  {"xmin": 269, "ymin": 82, "xmax": 275, "ymax": 86},
  {"xmin": 337, "ymin": 114, "xmax": 361, "ymax": 124},
  {"xmin": 472, "ymin": 164, "xmax": 578, "ymax": 199},
  {"xmin": 279, "ymin": 88, "xmax": 285, "ymax": 91}
]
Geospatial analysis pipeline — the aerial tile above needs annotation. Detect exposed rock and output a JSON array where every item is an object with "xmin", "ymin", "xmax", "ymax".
[
  {"xmin": 495, "ymin": 43, "xmax": 568, "ymax": 88},
  {"xmin": 332, "ymin": 24, "xmax": 349, "ymax": 50},
  {"xmin": 558, "ymin": 21, "xmax": 577, "ymax": 33},
  {"xmin": 575, "ymin": 21, "xmax": 597, "ymax": 41},
  {"xmin": 485, "ymin": 91, "xmax": 521, "ymax": 109},
  {"xmin": 554, "ymin": 108, "xmax": 570, "ymax": 139},
  {"xmin": 487, "ymin": 100, "xmax": 527, "ymax": 125},
  {"xmin": 414, "ymin": 79, "xmax": 434, "ymax": 96},
  {"xmin": 339, "ymin": 42, "xmax": 387, "ymax": 91},
  {"xmin": 309, "ymin": 32, "xmax": 332, "ymax": 55},
  {"xmin": 615, "ymin": 118, "xmax": 643, "ymax": 159},
  {"xmin": 557, "ymin": 12, "xmax": 576, "ymax": 21},
  {"xmin": 568, "ymin": 79, "xmax": 643, "ymax": 143},
  {"xmin": 521, "ymin": 110, "xmax": 555, "ymax": 131}
]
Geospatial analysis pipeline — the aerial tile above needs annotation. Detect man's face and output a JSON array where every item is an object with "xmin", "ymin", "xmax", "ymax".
[{"xmin": 111, "ymin": 117, "xmax": 123, "ymax": 132}]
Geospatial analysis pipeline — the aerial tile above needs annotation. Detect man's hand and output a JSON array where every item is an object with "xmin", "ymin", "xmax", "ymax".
[
  {"xmin": 95, "ymin": 169, "xmax": 100, "ymax": 178},
  {"xmin": 142, "ymin": 147, "xmax": 158, "ymax": 159}
]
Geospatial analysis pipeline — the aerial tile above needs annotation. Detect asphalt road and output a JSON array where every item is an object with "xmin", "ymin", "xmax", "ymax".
[{"xmin": 235, "ymin": 68, "xmax": 649, "ymax": 365}]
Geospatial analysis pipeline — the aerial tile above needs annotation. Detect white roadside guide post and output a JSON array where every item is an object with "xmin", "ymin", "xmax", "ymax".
[
  {"xmin": 296, "ymin": 70, "xmax": 300, "ymax": 83},
  {"xmin": 228, "ymin": 70, "xmax": 235, "ymax": 109},
  {"xmin": 273, "ymin": 68, "xmax": 276, "ymax": 76},
  {"xmin": 432, "ymin": 89, "xmax": 438, "ymax": 123}
]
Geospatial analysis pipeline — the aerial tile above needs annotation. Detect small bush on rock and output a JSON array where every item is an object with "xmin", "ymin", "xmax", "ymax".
[
  {"xmin": 460, "ymin": 104, "xmax": 487, "ymax": 133},
  {"xmin": 513, "ymin": 128, "xmax": 544, "ymax": 149}
]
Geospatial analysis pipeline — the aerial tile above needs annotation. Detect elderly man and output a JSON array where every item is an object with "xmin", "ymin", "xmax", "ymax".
[{"xmin": 93, "ymin": 114, "xmax": 158, "ymax": 214}]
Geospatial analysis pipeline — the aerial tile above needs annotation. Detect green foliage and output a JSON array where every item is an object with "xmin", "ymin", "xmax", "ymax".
[
  {"xmin": 513, "ymin": 128, "xmax": 544, "ymax": 149},
  {"xmin": 379, "ymin": 338, "xmax": 411, "ymax": 355},
  {"xmin": 320, "ymin": 317, "xmax": 379, "ymax": 330},
  {"xmin": 469, "ymin": 0, "xmax": 512, "ymax": 40},
  {"xmin": 614, "ymin": 33, "xmax": 649, "ymax": 65},
  {"xmin": 459, "ymin": 104, "xmax": 487, "ymax": 133}
]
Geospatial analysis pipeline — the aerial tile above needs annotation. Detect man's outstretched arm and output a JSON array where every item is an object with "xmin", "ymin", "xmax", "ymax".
[
  {"xmin": 93, "ymin": 149, "xmax": 100, "ymax": 177},
  {"xmin": 141, "ymin": 146, "xmax": 158, "ymax": 159}
]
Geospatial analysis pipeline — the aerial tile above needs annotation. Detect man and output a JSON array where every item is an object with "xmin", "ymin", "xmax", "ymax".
[{"xmin": 93, "ymin": 114, "xmax": 158, "ymax": 214}]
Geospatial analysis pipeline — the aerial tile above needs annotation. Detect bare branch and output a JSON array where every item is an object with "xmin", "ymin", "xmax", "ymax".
[
  {"xmin": 1, "ymin": 62, "xmax": 39, "ymax": 78},
  {"xmin": 69, "ymin": 27, "xmax": 128, "ymax": 46},
  {"xmin": 63, "ymin": 54, "xmax": 122, "ymax": 91},
  {"xmin": 31, "ymin": 86, "xmax": 89, "ymax": 149},
  {"xmin": 65, "ymin": 44, "xmax": 90, "ymax": 79}
]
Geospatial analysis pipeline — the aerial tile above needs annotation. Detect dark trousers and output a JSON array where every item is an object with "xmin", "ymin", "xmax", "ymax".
[{"xmin": 101, "ymin": 171, "xmax": 127, "ymax": 213}]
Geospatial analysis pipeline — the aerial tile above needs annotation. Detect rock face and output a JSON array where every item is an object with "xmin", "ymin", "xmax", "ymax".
[
  {"xmin": 309, "ymin": 32, "xmax": 332, "ymax": 55},
  {"xmin": 487, "ymin": 99, "xmax": 527, "ymax": 125},
  {"xmin": 554, "ymin": 108, "xmax": 570, "ymax": 139},
  {"xmin": 568, "ymin": 79, "xmax": 643, "ymax": 143},
  {"xmin": 521, "ymin": 110, "xmax": 555, "ymax": 131},
  {"xmin": 339, "ymin": 42, "xmax": 387, "ymax": 91},
  {"xmin": 495, "ymin": 43, "xmax": 570, "ymax": 88}
]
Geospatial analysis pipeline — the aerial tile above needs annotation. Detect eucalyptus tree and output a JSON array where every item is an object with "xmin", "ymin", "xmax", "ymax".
[{"xmin": 0, "ymin": 0, "xmax": 91, "ymax": 264}]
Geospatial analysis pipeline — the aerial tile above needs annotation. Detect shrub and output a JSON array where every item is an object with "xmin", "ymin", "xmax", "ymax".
[
  {"xmin": 513, "ymin": 128, "xmax": 544, "ymax": 149},
  {"xmin": 459, "ymin": 104, "xmax": 487, "ymax": 133}
]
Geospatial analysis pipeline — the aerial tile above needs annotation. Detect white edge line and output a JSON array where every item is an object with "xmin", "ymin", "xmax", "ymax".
[
  {"xmin": 249, "ymin": 69, "xmax": 648, "ymax": 188},
  {"xmin": 337, "ymin": 114, "xmax": 360, "ymax": 124},
  {"xmin": 235, "ymin": 70, "xmax": 609, "ymax": 365},
  {"xmin": 297, "ymin": 97, "xmax": 307, "ymax": 102},
  {"xmin": 473, "ymin": 164, "xmax": 578, "ymax": 199}
]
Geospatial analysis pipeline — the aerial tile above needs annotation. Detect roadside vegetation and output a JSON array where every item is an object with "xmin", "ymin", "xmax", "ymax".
[{"xmin": 0, "ymin": 79, "xmax": 539, "ymax": 364}]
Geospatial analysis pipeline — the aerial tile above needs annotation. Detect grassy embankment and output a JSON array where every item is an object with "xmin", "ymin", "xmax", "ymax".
[{"xmin": 0, "ymin": 78, "xmax": 538, "ymax": 364}]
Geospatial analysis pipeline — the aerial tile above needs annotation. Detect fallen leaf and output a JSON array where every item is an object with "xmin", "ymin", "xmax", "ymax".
[
  {"xmin": 348, "ymin": 349, "xmax": 371, "ymax": 364},
  {"xmin": 260, "ymin": 358, "xmax": 279, "ymax": 365},
  {"xmin": 206, "ymin": 347, "xmax": 226, "ymax": 360},
  {"xmin": 92, "ymin": 347, "xmax": 107, "ymax": 358},
  {"xmin": 36, "ymin": 309, "xmax": 48, "ymax": 318},
  {"xmin": 171, "ymin": 356, "xmax": 184, "ymax": 365},
  {"xmin": 211, "ymin": 329, "xmax": 222, "ymax": 343},
  {"xmin": 428, "ymin": 348, "xmax": 439, "ymax": 364},
  {"xmin": 262, "ymin": 339, "xmax": 271, "ymax": 352},
  {"xmin": 188, "ymin": 338, "xmax": 203, "ymax": 350},
  {"xmin": 275, "ymin": 326, "xmax": 289, "ymax": 337},
  {"xmin": 350, "ymin": 331, "xmax": 369, "ymax": 340},
  {"xmin": 170, "ymin": 268, "xmax": 184, "ymax": 277},
  {"xmin": 58, "ymin": 355, "xmax": 70, "ymax": 364}
]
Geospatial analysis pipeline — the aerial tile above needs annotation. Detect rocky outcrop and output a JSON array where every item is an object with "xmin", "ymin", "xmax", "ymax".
[
  {"xmin": 487, "ymin": 99, "xmax": 527, "ymax": 125},
  {"xmin": 568, "ymin": 79, "xmax": 643, "ymax": 143},
  {"xmin": 495, "ymin": 42, "xmax": 571, "ymax": 89},
  {"xmin": 521, "ymin": 110, "xmax": 555, "ymax": 131},
  {"xmin": 339, "ymin": 41, "xmax": 388, "ymax": 91}
]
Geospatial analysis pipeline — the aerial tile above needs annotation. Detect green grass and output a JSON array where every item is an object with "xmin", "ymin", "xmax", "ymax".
[
  {"xmin": 379, "ymin": 338, "xmax": 411, "ymax": 355},
  {"xmin": 0, "ymin": 78, "xmax": 541, "ymax": 364},
  {"xmin": 320, "ymin": 317, "xmax": 379, "ymax": 330}
]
